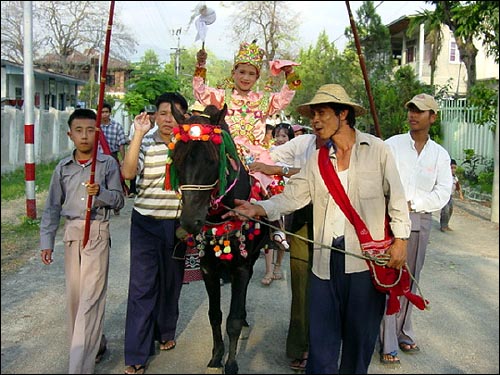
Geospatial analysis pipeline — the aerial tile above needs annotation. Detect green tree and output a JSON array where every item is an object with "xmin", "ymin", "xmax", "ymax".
[
  {"xmin": 371, "ymin": 66, "xmax": 434, "ymax": 139},
  {"xmin": 407, "ymin": 10, "xmax": 444, "ymax": 88},
  {"xmin": 343, "ymin": 1, "xmax": 393, "ymax": 81},
  {"xmin": 122, "ymin": 50, "xmax": 179, "ymax": 116},
  {"xmin": 78, "ymin": 78, "xmax": 117, "ymax": 110},
  {"xmin": 423, "ymin": 1, "xmax": 499, "ymax": 92},
  {"xmin": 289, "ymin": 32, "xmax": 341, "ymax": 121}
]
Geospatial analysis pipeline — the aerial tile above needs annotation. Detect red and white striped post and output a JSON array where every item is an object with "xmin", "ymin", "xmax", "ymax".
[{"xmin": 23, "ymin": 1, "xmax": 36, "ymax": 219}]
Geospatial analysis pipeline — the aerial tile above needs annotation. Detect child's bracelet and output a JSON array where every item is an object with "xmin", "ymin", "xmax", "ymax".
[{"xmin": 194, "ymin": 66, "xmax": 207, "ymax": 80}]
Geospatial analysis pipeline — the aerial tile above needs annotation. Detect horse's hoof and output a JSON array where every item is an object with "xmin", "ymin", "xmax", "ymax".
[{"xmin": 240, "ymin": 325, "xmax": 250, "ymax": 340}]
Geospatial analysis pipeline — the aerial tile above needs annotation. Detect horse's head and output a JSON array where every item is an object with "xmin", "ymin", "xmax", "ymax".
[{"xmin": 169, "ymin": 104, "xmax": 240, "ymax": 234}]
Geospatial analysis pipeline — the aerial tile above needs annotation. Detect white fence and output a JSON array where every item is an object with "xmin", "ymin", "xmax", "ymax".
[
  {"xmin": 440, "ymin": 99, "xmax": 496, "ymax": 165},
  {"xmin": 1, "ymin": 103, "xmax": 131, "ymax": 174}
]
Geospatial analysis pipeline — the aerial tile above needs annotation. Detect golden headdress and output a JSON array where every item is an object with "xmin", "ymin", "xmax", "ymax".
[{"xmin": 234, "ymin": 40, "xmax": 265, "ymax": 73}]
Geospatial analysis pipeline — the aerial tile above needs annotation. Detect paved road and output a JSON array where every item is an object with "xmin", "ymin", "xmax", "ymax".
[{"xmin": 1, "ymin": 198, "xmax": 498, "ymax": 374}]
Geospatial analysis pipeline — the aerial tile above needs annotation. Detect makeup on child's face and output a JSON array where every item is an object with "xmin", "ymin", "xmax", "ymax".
[{"xmin": 233, "ymin": 64, "xmax": 259, "ymax": 90}]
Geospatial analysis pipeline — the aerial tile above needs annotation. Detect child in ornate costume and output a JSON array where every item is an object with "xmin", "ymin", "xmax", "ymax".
[{"xmin": 193, "ymin": 40, "xmax": 301, "ymax": 199}]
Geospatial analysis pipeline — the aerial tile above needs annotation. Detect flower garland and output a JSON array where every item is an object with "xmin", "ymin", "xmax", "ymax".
[{"xmin": 164, "ymin": 123, "xmax": 239, "ymax": 193}]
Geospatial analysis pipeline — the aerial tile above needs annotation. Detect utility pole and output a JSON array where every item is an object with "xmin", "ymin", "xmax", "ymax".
[
  {"xmin": 170, "ymin": 27, "xmax": 185, "ymax": 77},
  {"xmin": 23, "ymin": 1, "xmax": 36, "ymax": 219}
]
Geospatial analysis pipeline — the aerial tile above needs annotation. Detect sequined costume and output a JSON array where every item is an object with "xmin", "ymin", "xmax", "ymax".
[{"xmin": 193, "ymin": 40, "xmax": 301, "ymax": 197}]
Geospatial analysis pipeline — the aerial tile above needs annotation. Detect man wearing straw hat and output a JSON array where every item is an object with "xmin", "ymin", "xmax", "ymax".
[{"xmin": 224, "ymin": 83, "xmax": 411, "ymax": 374}]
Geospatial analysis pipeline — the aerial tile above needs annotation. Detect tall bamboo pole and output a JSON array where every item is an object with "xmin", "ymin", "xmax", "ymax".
[
  {"xmin": 345, "ymin": 1, "xmax": 382, "ymax": 138},
  {"xmin": 83, "ymin": 0, "xmax": 115, "ymax": 247}
]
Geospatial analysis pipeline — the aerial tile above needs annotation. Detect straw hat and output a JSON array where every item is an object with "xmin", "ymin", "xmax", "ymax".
[
  {"xmin": 297, "ymin": 84, "xmax": 367, "ymax": 118},
  {"xmin": 190, "ymin": 100, "xmax": 205, "ymax": 113}
]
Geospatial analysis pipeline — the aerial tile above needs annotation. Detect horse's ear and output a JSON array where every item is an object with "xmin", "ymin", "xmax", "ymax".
[
  {"xmin": 219, "ymin": 104, "xmax": 228, "ymax": 123},
  {"xmin": 217, "ymin": 104, "xmax": 230, "ymax": 132},
  {"xmin": 171, "ymin": 101, "xmax": 185, "ymax": 124}
]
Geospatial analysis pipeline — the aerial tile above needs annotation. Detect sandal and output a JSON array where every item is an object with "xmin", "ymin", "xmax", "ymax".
[
  {"xmin": 272, "ymin": 231, "xmax": 290, "ymax": 250},
  {"xmin": 380, "ymin": 351, "xmax": 400, "ymax": 365},
  {"xmin": 159, "ymin": 340, "xmax": 176, "ymax": 351},
  {"xmin": 124, "ymin": 364, "xmax": 146, "ymax": 374},
  {"xmin": 261, "ymin": 274, "xmax": 273, "ymax": 286},
  {"xmin": 272, "ymin": 264, "xmax": 283, "ymax": 280},
  {"xmin": 290, "ymin": 353, "xmax": 308, "ymax": 371},
  {"xmin": 399, "ymin": 342, "xmax": 420, "ymax": 353}
]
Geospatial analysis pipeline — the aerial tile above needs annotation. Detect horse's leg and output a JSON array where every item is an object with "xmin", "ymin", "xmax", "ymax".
[
  {"xmin": 224, "ymin": 266, "xmax": 252, "ymax": 374},
  {"xmin": 203, "ymin": 265, "xmax": 225, "ymax": 369}
]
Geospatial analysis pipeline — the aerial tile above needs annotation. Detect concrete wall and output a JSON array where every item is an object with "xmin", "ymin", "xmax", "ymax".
[
  {"xmin": 1, "ymin": 102, "xmax": 131, "ymax": 174},
  {"xmin": 2, "ymin": 106, "xmax": 74, "ymax": 174}
]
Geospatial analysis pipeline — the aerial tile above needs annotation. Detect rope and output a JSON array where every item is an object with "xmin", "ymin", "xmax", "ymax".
[{"xmin": 222, "ymin": 204, "xmax": 428, "ymax": 301}]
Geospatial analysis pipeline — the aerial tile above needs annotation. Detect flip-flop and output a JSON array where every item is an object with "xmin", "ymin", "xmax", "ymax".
[
  {"xmin": 290, "ymin": 353, "xmax": 308, "ymax": 371},
  {"xmin": 159, "ymin": 340, "xmax": 176, "ymax": 351},
  {"xmin": 399, "ymin": 342, "xmax": 420, "ymax": 353},
  {"xmin": 124, "ymin": 364, "xmax": 146, "ymax": 374},
  {"xmin": 380, "ymin": 352, "xmax": 400, "ymax": 365},
  {"xmin": 290, "ymin": 358, "xmax": 307, "ymax": 371}
]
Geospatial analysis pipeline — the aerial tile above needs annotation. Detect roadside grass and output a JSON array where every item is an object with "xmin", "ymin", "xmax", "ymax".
[
  {"xmin": 1, "ymin": 162, "xmax": 57, "ymax": 277},
  {"xmin": 1, "ymin": 160, "xmax": 58, "ymax": 200}
]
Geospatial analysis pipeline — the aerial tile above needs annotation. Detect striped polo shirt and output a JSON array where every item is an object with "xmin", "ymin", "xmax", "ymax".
[{"xmin": 134, "ymin": 131, "xmax": 182, "ymax": 219}]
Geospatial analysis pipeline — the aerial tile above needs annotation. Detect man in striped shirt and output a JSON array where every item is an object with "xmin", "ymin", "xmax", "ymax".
[{"xmin": 121, "ymin": 92, "xmax": 189, "ymax": 374}]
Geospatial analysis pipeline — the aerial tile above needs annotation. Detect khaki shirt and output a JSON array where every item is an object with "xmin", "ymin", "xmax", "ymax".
[{"xmin": 258, "ymin": 129, "xmax": 411, "ymax": 279}]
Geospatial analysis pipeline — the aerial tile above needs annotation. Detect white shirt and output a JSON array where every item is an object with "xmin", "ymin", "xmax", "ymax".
[
  {"xmin": 385, "ymin": 132, "xmax": 453, "ymax": 213},
  {"xmin": 270, "ymin": 133, "xmax": 317, "ymax": 169}
]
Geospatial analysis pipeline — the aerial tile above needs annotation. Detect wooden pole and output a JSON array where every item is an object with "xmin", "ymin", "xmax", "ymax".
[
  {"xmin": 83, "ymin": 0, "xmax": 115, "ymax": 247},
  {"xmin": 345, "ymin": 1, "xmax": 382, "ymax": 138}
]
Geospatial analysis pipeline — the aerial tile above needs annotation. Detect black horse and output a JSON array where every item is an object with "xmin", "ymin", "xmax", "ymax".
[{"xmin": 170, "ymin": 104, "xmax": 271, "ymax": 374}]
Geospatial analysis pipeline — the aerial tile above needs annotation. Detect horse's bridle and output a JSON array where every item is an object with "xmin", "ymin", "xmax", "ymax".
[{"xmin": 179, "ymin": 180, "xmax": 219, "ymax": 191}]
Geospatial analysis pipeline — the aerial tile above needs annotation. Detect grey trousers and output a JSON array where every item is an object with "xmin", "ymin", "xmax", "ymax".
[
  {"xmin": 63, "ymin": 219, "xmax": 110, "ymax": 374},
  {"xmin": 379, "ymin": 212, "xmax": 432, "ymax": 355}
]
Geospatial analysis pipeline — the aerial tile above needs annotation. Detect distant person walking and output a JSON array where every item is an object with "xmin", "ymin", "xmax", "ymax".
[
  {"xmin": 440, "ymin": 159, "xmax": 464, "ymax": 232},
  {"xmin": 98, "ymin": 102, "xmax": 128, "ymax": 214}
]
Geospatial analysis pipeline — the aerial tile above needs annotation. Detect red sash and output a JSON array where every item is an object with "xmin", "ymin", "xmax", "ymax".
[{"xmin": 318, "ymin": 146, "xmax": 427, "ymax": 315}]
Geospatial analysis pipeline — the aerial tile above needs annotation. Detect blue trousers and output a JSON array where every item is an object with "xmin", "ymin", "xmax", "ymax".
[
  {"xmin": 307, "ymin": 247, "xmax": 385, "ymax": 374},
  {"xmin": 124, "ymin": 209, "xmax": 185, "ymax": 366}
]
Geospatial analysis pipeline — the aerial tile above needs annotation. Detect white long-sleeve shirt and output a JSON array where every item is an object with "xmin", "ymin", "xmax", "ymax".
[
  {"xmin": 270, "ymin": 133, "xmax": 317, "ymax": 169},
  {"xmin": 385, "ymin": 132, "xmax": 453, "ymax": 213}
]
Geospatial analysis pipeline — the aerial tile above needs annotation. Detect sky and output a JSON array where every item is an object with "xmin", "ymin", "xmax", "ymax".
[{"xmin": 116, "ymin": 1, "xmax": 434, "ymax": 63}]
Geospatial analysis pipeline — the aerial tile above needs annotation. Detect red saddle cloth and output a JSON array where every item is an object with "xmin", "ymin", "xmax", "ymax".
[{"xmin": 318, "ymin": 146, "xmax": 428, "ymax": 315}]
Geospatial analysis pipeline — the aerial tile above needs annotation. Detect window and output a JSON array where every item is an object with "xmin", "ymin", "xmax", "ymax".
[
  {"xmin": 406, "ymin": 45, "xmax": 415, "ymax": 63},
  {"xmin": 106, "ymin": 73, "xmax": 116, "ymax": 87},
  {"xmin": 449, "ymin": 39, "xmax": 460, "ymax": 63}
]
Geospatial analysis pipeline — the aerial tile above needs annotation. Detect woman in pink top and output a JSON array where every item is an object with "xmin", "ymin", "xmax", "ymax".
[{"xmin": 193, "ymin": 40, "xmax": 301, "ymax": 199}]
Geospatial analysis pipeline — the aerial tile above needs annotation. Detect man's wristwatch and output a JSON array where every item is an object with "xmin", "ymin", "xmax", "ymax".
[{"xmin": 281, "ymin": 166, "xmax": 290, "ymax": 176}]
